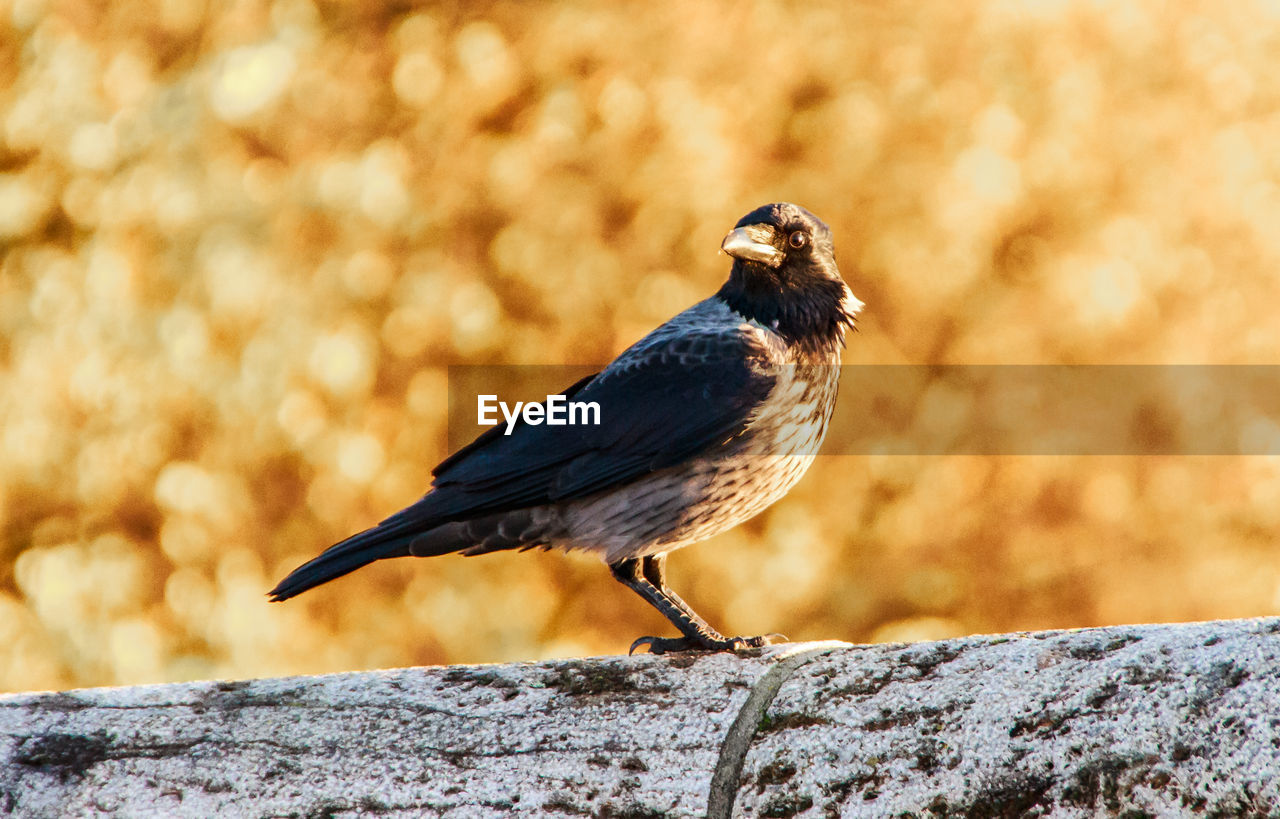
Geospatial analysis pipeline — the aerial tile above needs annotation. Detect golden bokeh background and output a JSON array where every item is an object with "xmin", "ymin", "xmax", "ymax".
[{"xmin": 3, "ymin": 0, "xmax": 1280, "ymax": 692}]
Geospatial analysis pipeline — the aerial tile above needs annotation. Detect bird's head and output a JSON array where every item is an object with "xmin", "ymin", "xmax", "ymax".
[{"xmin": 717, "ymin": 203, "xmax": 862, "ymax": 355}]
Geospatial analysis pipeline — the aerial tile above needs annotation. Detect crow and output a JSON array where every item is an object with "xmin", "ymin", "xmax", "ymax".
[{"xmin": 269, "ymin": 203, "xmax": 862, "ymax": 654}]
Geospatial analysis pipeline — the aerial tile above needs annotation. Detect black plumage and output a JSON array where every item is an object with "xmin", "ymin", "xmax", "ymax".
[{"xmin": 270, "ymin": 203, "xmax": 862, "ymax": 654}]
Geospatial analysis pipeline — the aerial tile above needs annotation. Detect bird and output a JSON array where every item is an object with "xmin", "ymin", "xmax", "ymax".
[{"xmin": 269, "ymin": 202, "xmax": 863, "ymax": 654}]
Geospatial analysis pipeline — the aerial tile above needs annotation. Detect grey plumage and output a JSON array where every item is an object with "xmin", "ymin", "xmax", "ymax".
[{"xmin": 270, "ymin": 202, "xmax": 862, "ymax": 654}]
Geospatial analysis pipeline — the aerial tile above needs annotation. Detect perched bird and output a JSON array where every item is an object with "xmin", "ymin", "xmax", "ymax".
[{"xmin": 270, "ymin": 203, "xmax": 862, "ymax": 654}]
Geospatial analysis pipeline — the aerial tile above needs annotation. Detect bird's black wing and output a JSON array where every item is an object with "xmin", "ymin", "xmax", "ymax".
[
  {"xmin": 267, "ymin": 333, "xmax": 775, "ymax": 602},
  {"xmin": 430, "ymin": 370, "xmax": 599, "ymax": 478},
  {"xmin": 384, "ymin": 330, "xmax": 777, "ymax": 528}
]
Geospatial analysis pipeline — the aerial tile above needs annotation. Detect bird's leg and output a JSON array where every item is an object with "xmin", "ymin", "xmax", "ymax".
[
  {"xmin": 610, "ymin": 555, "xmax": 784, "ymax": 655},
  {"xmin": 609, "ymin": 556, "xmax": 724, "ymax": 653},
  {"xmin": 637, "ymin": 554, "xmax": 724, "ymax": 642}
]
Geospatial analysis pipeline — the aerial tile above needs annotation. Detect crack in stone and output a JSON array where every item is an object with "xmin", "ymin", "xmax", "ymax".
[{"xmin": 706, "ymin": 641, "xmax": 850, "ymax": 819}]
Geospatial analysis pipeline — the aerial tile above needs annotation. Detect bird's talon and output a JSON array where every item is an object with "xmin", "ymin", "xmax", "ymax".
[
  {"xmin": 629, "ymin": 635, "xmax": 703, "ymax": 655},
  {"xmin": 728, "ymin": 633, "xmax": 786, "ymax": 650},
  {"xmin": 629, "ymin": 633, "xmax": 786, "ymax": 655}
]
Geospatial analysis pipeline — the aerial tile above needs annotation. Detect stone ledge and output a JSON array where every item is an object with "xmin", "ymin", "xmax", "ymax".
[{"xmin": 2, "ymin": 618, "xmax": 1278, "ymax": 817}]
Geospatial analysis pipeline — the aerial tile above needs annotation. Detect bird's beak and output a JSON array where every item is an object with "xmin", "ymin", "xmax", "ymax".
[{"xmin": 721, "ymin": 224, "xmax": 784, "ymax": 268}]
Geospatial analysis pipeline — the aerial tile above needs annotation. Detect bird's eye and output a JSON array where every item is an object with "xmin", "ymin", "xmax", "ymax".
[{"xmin": 788, "ymin": 231, "xmax": 809, "ymax": 249}]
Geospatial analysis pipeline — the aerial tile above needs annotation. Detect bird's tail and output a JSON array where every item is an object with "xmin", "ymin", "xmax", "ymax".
[
  {"xmin": 268, "ymin": 506, "xmax": 552, "ymax": 601},
  {"xmin": 268, "ymin": 520, "xmax": 420, "ymax": 602}
]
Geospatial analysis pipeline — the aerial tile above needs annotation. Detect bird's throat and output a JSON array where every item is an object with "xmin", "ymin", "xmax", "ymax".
[{"xmin": 716, "ymin": 269, "xmax": 856, "ymax": 357}]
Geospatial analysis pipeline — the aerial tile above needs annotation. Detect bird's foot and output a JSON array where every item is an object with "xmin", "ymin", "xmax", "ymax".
[{"xmin": 629, "ymin": 632, "xmax": 787, "ymax": 656}]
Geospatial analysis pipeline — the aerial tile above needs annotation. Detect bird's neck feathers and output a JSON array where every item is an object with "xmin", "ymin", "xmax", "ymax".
[{"xmin": 716, "ymin": 266, "xmax": 861, "ymax": 358}]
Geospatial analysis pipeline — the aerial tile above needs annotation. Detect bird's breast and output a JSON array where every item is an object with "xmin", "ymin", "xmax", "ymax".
[
  {"xmin": 557, "ymin": 360, "xmax": 841, "ymax": 563},
  {"xmin": 745, "ymin": 360, "xmax": 841, "ymax": 458}
]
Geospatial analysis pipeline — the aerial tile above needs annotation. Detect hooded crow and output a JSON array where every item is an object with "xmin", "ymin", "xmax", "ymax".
[{"xmin": 269, "ymin": 203, "xmax": 863, "ymax": 654}]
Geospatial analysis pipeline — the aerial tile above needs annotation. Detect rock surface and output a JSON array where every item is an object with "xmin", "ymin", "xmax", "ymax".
[{"xmin": 2, "ymin": 619, "xmax": 1278, "ymax": 817}]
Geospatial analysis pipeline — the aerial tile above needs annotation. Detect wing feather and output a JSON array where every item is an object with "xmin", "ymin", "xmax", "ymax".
[{"xmin": 380, "ymin": 329, "xmax": 776, "ymax": 529}]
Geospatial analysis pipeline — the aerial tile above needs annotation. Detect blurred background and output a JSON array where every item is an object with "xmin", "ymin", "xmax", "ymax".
[{"xmin": 3, "ymin": 0, "xmax": 1280, "ymax": 693}]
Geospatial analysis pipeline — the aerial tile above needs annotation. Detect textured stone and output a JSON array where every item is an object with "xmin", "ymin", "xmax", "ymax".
[
  {"xmin": 738, "ymin": 620, "xmax": 1280, "ymax": 817},
  {"xmin": 3, "ymin": 620, "xmax": 1278, "ymax": 817}
]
